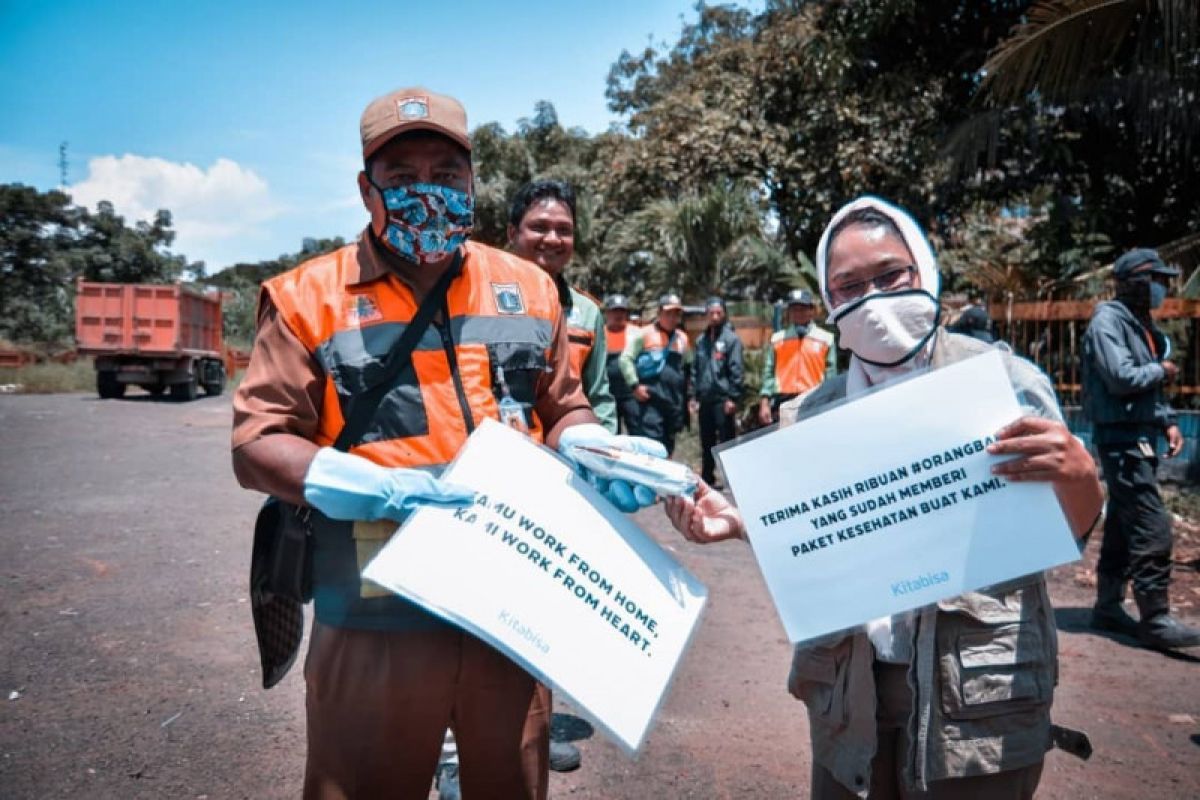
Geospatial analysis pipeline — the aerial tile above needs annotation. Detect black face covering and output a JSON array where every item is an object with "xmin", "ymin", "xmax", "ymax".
[{"xmin": 1115, "ymin": 277, "xmax": 1152, "ymax": 322}]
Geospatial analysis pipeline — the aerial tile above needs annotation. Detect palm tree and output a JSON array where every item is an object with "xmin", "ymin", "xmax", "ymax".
[
  {"xmin": 973, "ymin": 0, "xmax": 1197, "ymax": 160},
  {"xmin": 977, "ymin": 1, "xmax": 1196, "ymax": 104},
  {"xmin": 601, "ymin": 182, "xmax": 810, "ymax": 306},
  {"xmin": 948, "ymin": 1, "xmax": 1200, "ymax": 280}
]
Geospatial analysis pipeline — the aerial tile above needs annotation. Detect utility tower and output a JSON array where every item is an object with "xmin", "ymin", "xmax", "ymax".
[{"xmin": 58, "ymin": 141, "xmax": 69, "ymax": 189}]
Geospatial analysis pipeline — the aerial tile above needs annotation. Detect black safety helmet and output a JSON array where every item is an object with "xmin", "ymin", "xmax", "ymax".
[{"xmin": 786, "ymin": 288, "xmax": 816, "ymax": 307}]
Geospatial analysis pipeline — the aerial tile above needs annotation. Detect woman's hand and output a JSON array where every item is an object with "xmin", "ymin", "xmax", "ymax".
[
  {"xmin": 664, "ymin": 480, "xmax": 747, "ymax": 544},
  {"xmin": 988, "ymin": 416, "xmax": 1093, "ymax": 484},
  {"xmin": 988, "ymin": 415, "xmax": 1103, "ymax": 539}
]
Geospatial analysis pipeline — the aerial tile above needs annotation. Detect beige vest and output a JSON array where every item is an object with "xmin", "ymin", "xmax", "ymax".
[{"xmin": 780, "ymin": 330, "xmax": 1067, "ymax": 796}]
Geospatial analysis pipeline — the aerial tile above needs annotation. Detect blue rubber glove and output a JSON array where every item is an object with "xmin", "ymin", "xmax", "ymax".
[
  {"xmin": 557, "ymin": 423, "xmax": 667, "ymax": 513},
  {"xmin": 303, "ymin": 447, "xmax": 475, "ymax": 522}
]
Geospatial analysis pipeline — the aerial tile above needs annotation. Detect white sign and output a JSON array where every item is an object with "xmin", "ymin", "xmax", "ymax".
[
  {"xmin": 363, "ymin": 419, "xmax": 707, "ymax": 753},
  {"xmin": 717, "ymin": 350, "xmax": 1080, "ymax": 644}
]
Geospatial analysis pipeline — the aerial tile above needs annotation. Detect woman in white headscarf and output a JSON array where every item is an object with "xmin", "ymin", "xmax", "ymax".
[{"xmin": 665, "ymin": 196, "xmax": 1102, "ymax": 799}]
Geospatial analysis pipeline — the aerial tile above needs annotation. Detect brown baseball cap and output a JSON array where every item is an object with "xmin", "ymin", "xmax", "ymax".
[{"xmin": 359, "ymin": 87, "xmax": 471, "ymax": 160}]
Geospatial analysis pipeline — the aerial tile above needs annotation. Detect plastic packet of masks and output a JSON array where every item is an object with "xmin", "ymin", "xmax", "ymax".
[{"xmin": 566, "ymin": 445, "xmax": 698, "ymax": 498}]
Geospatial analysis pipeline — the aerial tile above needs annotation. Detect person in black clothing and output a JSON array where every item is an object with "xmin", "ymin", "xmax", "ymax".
[
  {"xmin": 689, "ymin": 297, "xmax": 744, "ymax": 488},
  {"xmin": 603, "ymin": 293, "xmax": 642, "ymax": 435},
  {"xmin": 1081, "ymin": 247, "xmax": 1200, "ymax": 650}
]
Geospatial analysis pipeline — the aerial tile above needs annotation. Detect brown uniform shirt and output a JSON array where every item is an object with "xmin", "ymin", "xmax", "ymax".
[{"xmin": 231, "ymin": 231, "xmax": 591, "ymax": 453}]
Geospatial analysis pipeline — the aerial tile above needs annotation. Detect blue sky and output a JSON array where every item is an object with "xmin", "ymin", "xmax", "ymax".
[{"xmin": 0, "ymin": 0, "xmax": 713, "ymax": 271}]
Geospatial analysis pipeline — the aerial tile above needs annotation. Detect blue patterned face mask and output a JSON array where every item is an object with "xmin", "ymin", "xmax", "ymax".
[{"xmin": 372, "ymin": 181, "xmax": 473, "ymax": 264}]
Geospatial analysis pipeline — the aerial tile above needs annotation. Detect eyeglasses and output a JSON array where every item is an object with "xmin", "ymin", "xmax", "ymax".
[{"xmin": 829, "ymin": 265, "xmax": 917, "ymax": 306}]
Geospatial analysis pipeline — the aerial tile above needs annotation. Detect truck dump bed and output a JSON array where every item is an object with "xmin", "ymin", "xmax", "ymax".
[{"xmin": 75, "ymin": 281, "xmax": 223, "ymax": 357}]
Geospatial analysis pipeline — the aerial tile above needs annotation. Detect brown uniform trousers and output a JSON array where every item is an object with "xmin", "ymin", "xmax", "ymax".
[{"xmin": 302, "ymin": 623, "xmax": 549, "ymax": 799}]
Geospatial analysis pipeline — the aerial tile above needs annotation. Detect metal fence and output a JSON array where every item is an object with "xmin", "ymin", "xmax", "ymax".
[{"xmin": 992, "ymin": 298, "xmax": 1200, "ymax": 408}]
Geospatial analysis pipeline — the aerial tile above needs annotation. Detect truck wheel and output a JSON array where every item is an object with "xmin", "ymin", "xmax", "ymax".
[
  {"xmin": 203, "ymin": 363, "xmax": 227, "ymax": 396},
  {"xmin": 170, "ymin": 375, "xmax": 199, "ymax": 402},
  {"xmin": 97, "ymin": 371, "xmax": 125, "ymax": 399}
]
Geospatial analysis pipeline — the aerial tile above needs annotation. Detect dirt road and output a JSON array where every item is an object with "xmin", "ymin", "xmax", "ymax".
[{"xmin": 1, "ymin": 393, "xmax": 1197, "ymax": 799}]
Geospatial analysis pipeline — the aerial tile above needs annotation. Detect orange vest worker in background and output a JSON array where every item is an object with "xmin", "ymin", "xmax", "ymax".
[
  {"xmin": 758, "ymin": 288, "xmax": 836, "ymax": 425},
  {"xmin": 603, "ymin": 293, "xmax": 642, "ymax": 435}
]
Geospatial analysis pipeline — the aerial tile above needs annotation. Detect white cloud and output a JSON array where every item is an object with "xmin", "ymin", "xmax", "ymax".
[{"xmin": 70, "ymin": 154, "xmax": 282, "ymax": 267}]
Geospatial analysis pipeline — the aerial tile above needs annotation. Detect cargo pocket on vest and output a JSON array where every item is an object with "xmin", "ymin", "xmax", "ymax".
[
  {"xmin": 940, "ymin": 622, "xmax": 1050, "ymax": 720},
  {"xmin": 788, "ymin": 644, "xmax": 849, "ymax": 728},
  {"xmin": 486, "ymin": 342, "xmax": 548, "ymax": 428},
  {"xmin": 323, "ymin": 344, "xmax": 429, "ymax": 442},
  {"xmin": 353, "ymin": 519, "xmax": 397, "ymax": 599}
]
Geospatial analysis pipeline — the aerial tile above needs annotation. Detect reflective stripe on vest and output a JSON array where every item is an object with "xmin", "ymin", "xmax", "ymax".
[
  {"xmin": 566, "ymin": 323, "xmax": 594, "ymax": 378},
  {"xmin": 773, "ymin": 329, "xmax": 831, "ymax": 395},
  {"xmin": 265, "ymin": 240, "xmax": 560, "ymax": 469}
]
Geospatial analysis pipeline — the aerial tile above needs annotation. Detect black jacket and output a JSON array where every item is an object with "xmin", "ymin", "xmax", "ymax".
[
  {"xmin": 1081, "ymin": 299, "xmax": 1176, "ymax": 443},
  {"xmin": 690, "ymin": 322, "xmax": 744, "ymax": 404}
]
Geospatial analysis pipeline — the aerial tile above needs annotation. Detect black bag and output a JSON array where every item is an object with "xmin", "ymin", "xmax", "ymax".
[
  {"xmin": 250, "ymin": 499, "xmax": 309, "ymax": 689},
  {"xmin": 248, "ymin": 253, "xmax": 463, "ymax": 689}
]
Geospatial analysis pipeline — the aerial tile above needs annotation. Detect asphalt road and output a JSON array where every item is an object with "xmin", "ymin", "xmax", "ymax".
[{"xmin": 1, "ymin": 393, "xmax": 1198, "ymax": 799}]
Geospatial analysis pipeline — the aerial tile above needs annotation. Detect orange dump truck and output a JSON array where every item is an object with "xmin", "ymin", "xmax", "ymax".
[{"xmin": 75, "ymin": 281, "xmax": 229, "ymax": 400}]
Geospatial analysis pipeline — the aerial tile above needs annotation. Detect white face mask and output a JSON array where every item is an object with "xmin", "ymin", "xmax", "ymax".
[{"xmin": 833, "ymin": 290, "xmax": 940, "ymax": 367}]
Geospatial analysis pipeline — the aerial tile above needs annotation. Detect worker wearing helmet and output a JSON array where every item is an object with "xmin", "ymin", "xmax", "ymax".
[
  {"xmin": 758, "ymin": 288, "xmax": 836, "ymax": 426},
  {"xmin": 603, "ymin": 293, "xmax": 642, "ymax": 434},
  {"xmin": 619, "ymin": 293, "xmax": 691, "ymax": 455}
]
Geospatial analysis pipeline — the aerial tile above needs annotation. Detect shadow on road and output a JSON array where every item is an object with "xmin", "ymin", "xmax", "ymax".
[
  {"xmin": 1056, "ymin": 606, "xmax": 1200, "ymax": 663},
  {"xmin": 82, "ymin": 393, "xmax": 223, "ymax": 404}
]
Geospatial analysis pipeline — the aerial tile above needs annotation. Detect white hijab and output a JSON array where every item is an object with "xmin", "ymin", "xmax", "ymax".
[{"xmin": 815, "ymin": 196, "xmax": 941, "ymax": 394}]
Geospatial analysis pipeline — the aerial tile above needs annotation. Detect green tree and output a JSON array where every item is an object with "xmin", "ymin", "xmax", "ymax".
[
  {"xmin": 961, "ymin": 0, "xmax": 1200, "ymax": 277},
  {"xmin": 76, "ymin": 202, "xmax": 197, "ymax": 284},
  {"xmin": 202, "ymin": 236, "xmax": 347, "ymax": 346},
  {"xmin": 0, "ymin": 184, "xmax": 85, "ymax": 344},
  {"xmin": 600, "ymin": 181, "xmax": 809, "ymax": 306}
]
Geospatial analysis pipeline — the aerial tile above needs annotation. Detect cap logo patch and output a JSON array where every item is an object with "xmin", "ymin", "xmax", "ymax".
[
  {"xmin": 397, "ymin": 96, "xmax": 429, "ymax": 120},
  {"xmin": 492, "ymin": 283, "xmax": 526, "ymax": 315}
]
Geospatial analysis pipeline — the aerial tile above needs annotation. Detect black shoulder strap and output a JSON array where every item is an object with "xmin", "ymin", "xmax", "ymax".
[{"xmin": 332, "ymin": 250, "xmax": 464, "ymax": 452}]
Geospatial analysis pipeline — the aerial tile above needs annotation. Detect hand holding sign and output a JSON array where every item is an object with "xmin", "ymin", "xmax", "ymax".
[
  {"xmin": 363, "ymin": 419, "xmax": 707, "ymax": 752},
  {"xmin": 988, "ymin": 415, "xmax": 1103, "ymax": 536},
  {"xmin": 712, "ymin": 350, "xmax": 1085, "ymax": 644}
]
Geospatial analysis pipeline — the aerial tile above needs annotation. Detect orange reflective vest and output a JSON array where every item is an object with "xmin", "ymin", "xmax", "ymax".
[
  {"xmin": 565, "ymin": 287, "xmax": 601, "ymax": 379},
  {"xmin": 266, "ymin": 240, "xmax": 563, "ymax": 609},
  {"xmin": 264, "ymin": 240, "xmax": 560, "ymax": 471},
  {"xmin": 606, "ymin": 325, "xmax": 627, "ymax": 355},
  {"xmin": 625, "ymin": 324, "xmax": 689, "ymax": 407},
  {"xmin": 567, "ymin": 328, "xmax": 593, "ymax": 377},
  {"xmin": 769, "ymin": 325, "xmax": 835, "ymax": 395},
  {"xmin": 641, "ymin": 325, "xmax": 688, "ymax": 359}
]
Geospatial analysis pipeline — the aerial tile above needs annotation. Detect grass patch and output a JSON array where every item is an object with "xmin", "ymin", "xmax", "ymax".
[
  {"xmin": 673, "ymin": 424, "xmax": 703, "ymax": 476},
  {"xmin": 1163, "ymin": 483, "xmax": 1200, "ymax": 522},
  {"xmin": 0, "ymin": 359, "xmax": 95, "ymax": 394}
]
